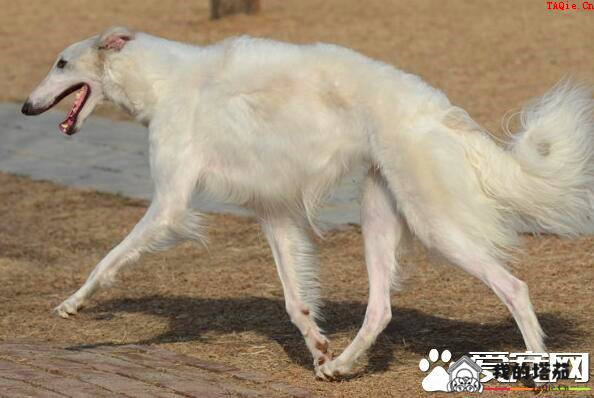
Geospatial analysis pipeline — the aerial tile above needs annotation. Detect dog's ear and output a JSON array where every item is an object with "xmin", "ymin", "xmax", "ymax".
[{"xmin": 98, "ymin": 26, "xmax": 135, "ymax": 51}]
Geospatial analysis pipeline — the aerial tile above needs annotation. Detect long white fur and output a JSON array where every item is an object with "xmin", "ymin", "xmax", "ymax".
[
  {"xmin": 481, "ymin": 80, "xmax": 593, "ymax": 236},
  {"xmin": 24, "ymin": 27, "xmax": 593, "ymax": 379}
]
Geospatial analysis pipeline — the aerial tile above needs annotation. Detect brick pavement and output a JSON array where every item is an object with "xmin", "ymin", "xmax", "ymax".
[{"xmin": 0, "ymin": 342, "xmax": 313, "ymax": 398}]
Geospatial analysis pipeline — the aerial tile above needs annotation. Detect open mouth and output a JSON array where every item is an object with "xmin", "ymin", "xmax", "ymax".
[
  {"xmin": 23, "ymin": 83, "xmax": 92, "ymax": 135},
  {"xmin": 56, "ymin": 83, "xmax": 91, "ymax": 135}
]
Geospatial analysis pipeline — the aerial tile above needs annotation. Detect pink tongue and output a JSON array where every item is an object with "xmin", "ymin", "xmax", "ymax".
[
  {"xmin": 59, "ymin": 85, "xmax": 88, "ymax": 134},
  {"xmin": 58, "ymin": 119, "xmax": 74, "ymax": 134}
]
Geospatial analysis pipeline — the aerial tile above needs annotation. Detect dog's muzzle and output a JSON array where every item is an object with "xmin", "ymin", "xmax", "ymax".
[
  {"xmin": 21, "ymin": 101, "xmax": 33, "ymax": 115},
  {"xmin": 21, "ymin": 100, "xmax": 44, "ymax": 116}
]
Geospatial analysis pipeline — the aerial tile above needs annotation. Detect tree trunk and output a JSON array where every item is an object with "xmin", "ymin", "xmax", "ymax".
[{"xmin": 210, "ymin": 0, "xmax": 261, "ymax": 20}]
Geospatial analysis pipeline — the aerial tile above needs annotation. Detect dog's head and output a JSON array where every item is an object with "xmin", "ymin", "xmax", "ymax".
[{"xmin": 21, "ymin": 27, "xmax": 134, "ymax": 135}]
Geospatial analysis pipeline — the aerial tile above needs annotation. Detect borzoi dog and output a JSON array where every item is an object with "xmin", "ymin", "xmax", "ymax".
[{"xmin": 22, "ymin": 27, "xmax": 593, "ymax": 379}]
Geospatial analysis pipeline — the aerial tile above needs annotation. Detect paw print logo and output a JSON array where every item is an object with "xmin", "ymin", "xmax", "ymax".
[{"xmin": 419, "ymin": 349, "xmax": 452, "ymax": 392}]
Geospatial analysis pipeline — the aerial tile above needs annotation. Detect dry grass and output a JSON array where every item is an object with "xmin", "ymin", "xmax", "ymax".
[
  {"xmin": 1, "ymin": 0, "xmax": 593, "ymax": 396},
  {"xmin": 2, "ymin": 0, "xmax": 594, "ymax": 133},
  {"xmin": 0, "ymin": 174, "xmax": 592, "ymax": 397}
]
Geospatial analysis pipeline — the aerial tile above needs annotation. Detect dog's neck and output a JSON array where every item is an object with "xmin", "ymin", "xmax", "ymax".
[{"xmin": 101, "ymin": 36, "xmax": 184, "ymax": 126}]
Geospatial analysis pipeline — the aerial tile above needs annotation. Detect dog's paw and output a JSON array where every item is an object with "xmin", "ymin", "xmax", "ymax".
[
  {"xmin": 54, "ymin": 296, "xmax": 83, "ymax": 318},
  {"xmin": 312, "ymin": 354, "xmax": 333, "ymax": 381},
  {"xmin": 315, "ymin": 358, "xmax": 351, "ymax": 381}
]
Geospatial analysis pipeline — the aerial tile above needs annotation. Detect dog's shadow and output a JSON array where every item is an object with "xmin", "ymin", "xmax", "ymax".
[{"xmin": 79, "ymin": 295, "xmax": 583, "ymax": 376}]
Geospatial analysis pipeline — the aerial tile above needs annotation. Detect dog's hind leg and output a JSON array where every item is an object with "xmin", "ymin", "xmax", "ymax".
[
  {"xmin": 436, "ymin": 235, "xmax": 546, "ymax": 353},
  {"xmin": 54, "ymin": 179, "xmax": 203, "ymax": 318},
  {"xmin": 317, "ymin": 169, "xmax": 406, "ymax": 379},
  {"xmin": 259, "ymin": 214, "xmax": 332, "ymax": 376}
]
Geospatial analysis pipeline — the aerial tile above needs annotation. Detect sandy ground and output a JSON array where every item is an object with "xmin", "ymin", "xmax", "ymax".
[
  {"xmin": 1, "ymin": 0, "xmax": 593, "ymax": 396},
  {"xmin": 1, "ymin": 174, "xmax": 592, "ymax": 397},
  {"xmin": 2, "ymin": 0, "xmax": 594, "ymax": 132}
]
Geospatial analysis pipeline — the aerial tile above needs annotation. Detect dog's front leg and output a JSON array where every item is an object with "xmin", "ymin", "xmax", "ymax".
[
  {"xmin": 54, "ymin": 173, "xmax": 203, "ymax": 318},
  {"xmin": 259, "ymin": 214, "xmax": 332, "ymax": 377}
]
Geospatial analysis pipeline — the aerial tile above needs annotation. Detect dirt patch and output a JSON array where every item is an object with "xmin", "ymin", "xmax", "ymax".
[
  {"xmin": 0, "ymin": 173, "xmax": 592, "ymax": 396},
  {"xmin": 1, "ymin": 0, "xmax": 593, "ymax": 396},
  {"xmin": 2, "ymin": 0, "xmax": 593, "ymax": 133}
]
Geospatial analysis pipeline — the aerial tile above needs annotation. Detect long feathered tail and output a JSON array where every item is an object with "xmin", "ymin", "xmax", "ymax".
[{"xmin": 478, "ymin": 79, "xmax": 594, "ymax": 236}]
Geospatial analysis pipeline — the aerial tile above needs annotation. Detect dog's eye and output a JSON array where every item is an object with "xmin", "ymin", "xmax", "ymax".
[{"xmin": 56, "ymin": 59, "xmax": 67, "ymax": 69}]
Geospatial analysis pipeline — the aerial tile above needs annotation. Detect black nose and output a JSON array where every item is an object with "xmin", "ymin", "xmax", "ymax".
[{"xmin": 21, "ymin": 101, "xmax": 33, "ymax": 115}]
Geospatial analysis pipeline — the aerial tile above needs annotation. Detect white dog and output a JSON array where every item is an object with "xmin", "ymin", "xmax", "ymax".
[{"xmin": 22, "ymin": 27, "xmax": 593, "ymax": 379}]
